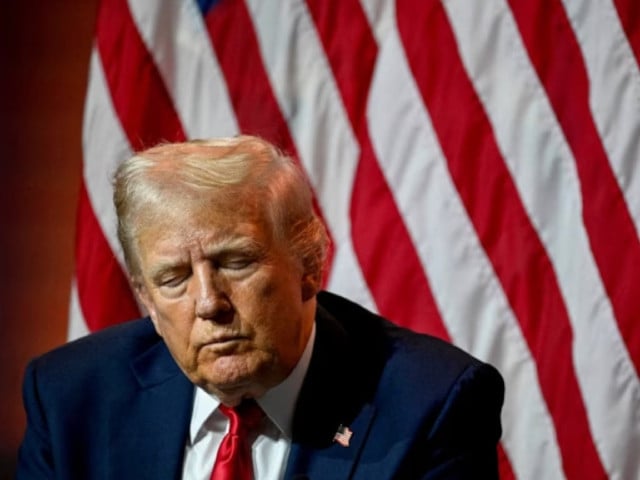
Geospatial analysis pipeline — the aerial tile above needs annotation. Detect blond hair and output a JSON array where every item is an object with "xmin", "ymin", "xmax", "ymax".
[{"xmin": 113, "ymin": 136, "xmax": 329, "ymax": 284}]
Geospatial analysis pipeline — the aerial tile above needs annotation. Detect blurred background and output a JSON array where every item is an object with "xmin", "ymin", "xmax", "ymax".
[{"xmin": 0, "ymin": 1, "xmax": 98, "ymax": 476}]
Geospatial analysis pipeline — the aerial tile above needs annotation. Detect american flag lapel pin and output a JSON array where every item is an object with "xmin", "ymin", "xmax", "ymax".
[{"xmin": 333, "ymin": 424, "xmax": 353, "ymax": 447}]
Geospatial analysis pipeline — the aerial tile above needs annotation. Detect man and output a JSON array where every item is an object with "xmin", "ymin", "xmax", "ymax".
[{"xmin": 17, "ymin": 136, "xmax": 504, "ymax": 479}]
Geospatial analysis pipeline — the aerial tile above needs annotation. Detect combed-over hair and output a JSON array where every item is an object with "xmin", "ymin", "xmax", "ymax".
[{"xmin": 113, "ymin": 135, "xmax": 329, "ymax": 284}]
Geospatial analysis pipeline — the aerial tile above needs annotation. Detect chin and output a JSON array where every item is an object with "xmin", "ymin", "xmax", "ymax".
[
  {"xmin": 198, "ymin": 353, "xmax": 279, "ymax": 398},
  {"xmin": 199, "ymin": 357, "xmax": 258, "ymax": 386}
]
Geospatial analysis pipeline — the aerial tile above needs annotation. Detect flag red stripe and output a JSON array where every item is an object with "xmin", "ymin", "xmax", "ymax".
[
  {"xmin": 304, "ymin": 0, "xmax": 376, "ymax": 133},
  {"xmin": 203, "ymin": 0, "xmax": 335, "ymax": 281},
  {"xmin": 96, "ymin": 0, "xmax": 186, "ymax": 151},
  {"xmin": 304, "ymin": 0, "xmax": 446, "ymax": 338},
  {"xmin": 75, "ymin": 182, "xmax": 140, "ymax": 331},
  {"xmin": 497, "ymin": 446, "xmax": 516, "ymax": 480},
  {"xmin": 612, "ymin": 0, "xmax": 640, "ymax": 71},
  {"xmin": 396, "ymin": 1, "xmax": 607, "ymax": 478},
  {"xmin": 509, "ymin": 0, "xmax": 640, "ymax": 382}
]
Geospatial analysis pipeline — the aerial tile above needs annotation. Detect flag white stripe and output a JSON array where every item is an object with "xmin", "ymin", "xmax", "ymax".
[{"xmin": 359, "ymin": 0, "xmax": 396, "ymax": 46}]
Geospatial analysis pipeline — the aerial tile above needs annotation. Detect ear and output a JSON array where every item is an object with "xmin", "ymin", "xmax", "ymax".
[
  {"xmin": 301, "ymin": 271, "xmax": 320, "ymax": 302},
  {"xmin": 131, "ymin": 277, "xmax": 162, "ymax": 337}
]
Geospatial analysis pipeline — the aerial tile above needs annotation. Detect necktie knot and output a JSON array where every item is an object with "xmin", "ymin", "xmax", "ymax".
[
  {"xmin": 211, "ymin": 400, "xmax": 264, "ymax": 480},
  {"xmin": 219, "ymin": 399, "xmax": 264, "ymax": 435}
]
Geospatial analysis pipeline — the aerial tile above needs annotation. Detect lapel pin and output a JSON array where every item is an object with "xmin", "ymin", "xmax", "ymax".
[{"xmin": 333, "ymin": 424, "xmax": 353, "ymax": 447}]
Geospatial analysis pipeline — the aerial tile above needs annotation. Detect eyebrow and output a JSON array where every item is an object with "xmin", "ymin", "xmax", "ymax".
[{"xmin": 202, "ymin": 236, "xmax": 265, "ymax": 257}]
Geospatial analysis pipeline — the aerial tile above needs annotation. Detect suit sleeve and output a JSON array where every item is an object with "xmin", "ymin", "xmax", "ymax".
[
  {"xmin": 402, "ymin": 362, "xmax": 505, "ymax": 479},
  {"xmin": 16, "ymin": 360, "xmax": 56, "ymax": 480}
]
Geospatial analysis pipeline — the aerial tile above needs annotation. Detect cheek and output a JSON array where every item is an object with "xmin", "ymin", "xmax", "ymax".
[
  {"xmin": 241, "ymin": 280, "xmax": 305, "ymax": 351},
  {"xmin": 152, "ymin": 303, "xmax": 199, "ymax": 361},
  {"xmin": 153, "ymin": 301, "xmax": 187, "ymax": 333},
  {"xmin": 249, "ymin": 266, "xmax": 302, "ymax": 304}
]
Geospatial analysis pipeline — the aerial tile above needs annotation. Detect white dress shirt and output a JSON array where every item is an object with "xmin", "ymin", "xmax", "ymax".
[{"xmin": 181, "ymin": 323, "xmax": 316, "ymax": 480}]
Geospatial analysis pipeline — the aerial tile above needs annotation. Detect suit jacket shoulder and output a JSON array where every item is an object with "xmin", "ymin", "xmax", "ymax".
[
  {"xmin": 17, "ymin": 319, "xmax": 194, "ymax": 480},
  {"xmin": 285, "ymin": 291, "xmax": 504, "ymax": 480}
]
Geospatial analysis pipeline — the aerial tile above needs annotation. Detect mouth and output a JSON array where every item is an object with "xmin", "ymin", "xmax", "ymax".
[{"xmin": 202, "ymin": 334, "xmax": 249, "ymax": 352}]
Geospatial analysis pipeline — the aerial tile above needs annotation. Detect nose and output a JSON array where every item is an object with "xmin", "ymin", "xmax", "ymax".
[{"xmin": 193, "ymin": 265, "xmax": 232, "ymax": 321}]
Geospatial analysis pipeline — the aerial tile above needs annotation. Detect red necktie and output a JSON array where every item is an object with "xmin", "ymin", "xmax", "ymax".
[{"xmin": 210, "ymin": 400, "xmax": 264, "ymax": 480}]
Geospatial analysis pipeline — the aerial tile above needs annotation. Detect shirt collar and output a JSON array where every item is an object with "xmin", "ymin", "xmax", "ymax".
[{"xmin": 188, "ymin": 321, "xmax": 316, "ymax": 443}]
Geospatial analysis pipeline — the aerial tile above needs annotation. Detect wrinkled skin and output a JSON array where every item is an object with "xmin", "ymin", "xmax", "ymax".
[{"xmin": 133, "ymin": 195, "xmax": 317, "ymax": 406}]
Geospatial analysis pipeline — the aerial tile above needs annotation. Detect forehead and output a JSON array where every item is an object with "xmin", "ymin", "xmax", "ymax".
[
  {"xmin": 139, "ymin": 181, "xmax": 265, "ymax": 226},
  {"xmin": 134, "ymin": 190, "xmax": 271, "ymax": 248}
]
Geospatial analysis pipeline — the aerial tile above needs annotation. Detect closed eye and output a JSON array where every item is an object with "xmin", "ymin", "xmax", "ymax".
[
  {"xmin": 152, "ymin": 267, "xmax": 191, "ymax": 289},
  {"xmin": 159, "ymin": 275, "xmax": 188, "ymax": 287},
  {"xmin": 221, "ymin": 257, "xmax": 254, "ymax": 270},
  {"xmin": 214, "ymin": 250, "xmax": 263, "ymax": 274}
]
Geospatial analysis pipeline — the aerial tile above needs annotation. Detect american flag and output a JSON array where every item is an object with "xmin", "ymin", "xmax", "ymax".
[
  {"xmin": 333, "ymin": 425, "xmax": 353, "ymax": 448},
  {"xmin": 71, "ymin": 1, "xmax": 640, "ymax": 478}
]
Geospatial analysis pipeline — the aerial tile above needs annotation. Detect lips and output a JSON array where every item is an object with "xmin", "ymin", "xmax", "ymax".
[
  {"xmin": 201, "ymin": 333, "xmax": 248, "ymax": 348},
  {"xmin": 212, "ymin": 335, "xmax": 243, "ymax": 344}
]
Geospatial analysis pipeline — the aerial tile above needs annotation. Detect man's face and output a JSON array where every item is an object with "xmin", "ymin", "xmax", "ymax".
[{"xmin": 133, "ymin": 194, "xmax": 317, "ymax": 405}]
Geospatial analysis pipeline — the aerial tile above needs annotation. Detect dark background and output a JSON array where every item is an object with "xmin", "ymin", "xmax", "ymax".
[{"xmin": 0, "ymin": 1, "xmax": 99, "ymax": 476}]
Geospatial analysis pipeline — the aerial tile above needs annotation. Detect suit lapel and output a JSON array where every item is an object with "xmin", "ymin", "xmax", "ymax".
[
  {"xmin": 286, "ymin": 404, "xmax": 376, "ymax": 480},
  {"xmin": 107, "ymin": 339, "xmax": 194, "ymax": 480},
  {"xmin": 285, "ymin": 300, "xmax": 385, "ymax": 480}
]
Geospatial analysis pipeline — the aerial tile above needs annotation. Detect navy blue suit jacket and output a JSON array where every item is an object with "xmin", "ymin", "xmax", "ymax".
[{"xmin": 17, "ymin": 291, "xmax": 504, "ymax": 479}]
